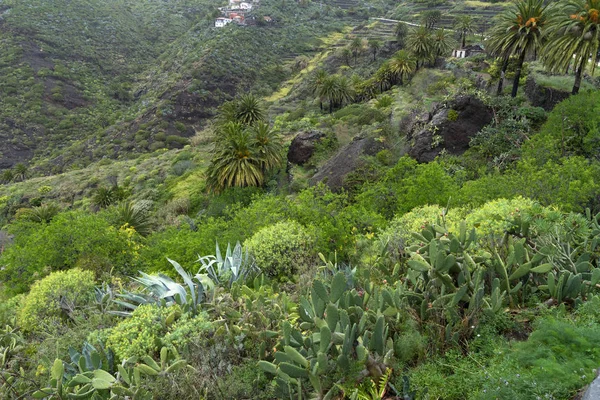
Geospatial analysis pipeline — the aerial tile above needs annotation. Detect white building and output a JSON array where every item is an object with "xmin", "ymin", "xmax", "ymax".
[
  {"xmin": 215, "ymin": 17, "xmax": 233, "ymax": 27},
  {"xmin": 239, "ymin": 2, "xmax": 253, "ymax": 10}
]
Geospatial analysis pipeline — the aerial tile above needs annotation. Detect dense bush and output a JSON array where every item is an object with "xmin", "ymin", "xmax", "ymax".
[
  {"xmin": 522, "ymin": 91, "xmax": 600, "ymax": 166},
  {"xmin": 0, "ymin": 211, "xmax": 140, "ymax": 294},
  {"xmin": 244, "ymin": 220, "xmax": 314, "ymax": 280},
  {"xmin": 18, "ymin": 269, "xmax": 96, "ymax": 333},
  {"xmin": 103, "ymin": 304, "xmax": 175, "ymax": 360}
]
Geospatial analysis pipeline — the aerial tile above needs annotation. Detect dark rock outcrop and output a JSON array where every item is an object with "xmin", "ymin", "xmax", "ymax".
[
  {"xmin": 525, "ymin": 77, "xmax": 570, "ymax": 111},
  {"xmin": 406, "ymin": 95, "xmax": 493, "ymax": 162},
  {"xmin": 287, "ymin": 130, "xmax": 326, "ymax": 165},
  {"xmin": 310, "ymin": 136, "xmax": 385, "ymax": 191}
]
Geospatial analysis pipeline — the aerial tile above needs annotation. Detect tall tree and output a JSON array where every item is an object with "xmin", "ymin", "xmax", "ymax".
[
  {"xmin": 311, "ymin": 69, "xmax": 328, "ymax": 111},
  {"xmin": 350, "ymin": 37, "xmax": 364, "ymax": 65},
  {"xmin": 236, "ymin": 94, "xmax": 265, "ymax": 126},
  {"xmin": 487, "ymin": 0, "xmax": 549, "ymax": 97},
  {"xmin": 395, "ymin": 22, "xmax": 409, "ymax": 48},
  {"xmin": 542, "ymin": 0, "xmax": 600, "ymax": 94},
  {"xmin": 207, "ymin": 123, "xmax": 264, "ymax": 192},
  {"xmin": 454, "ymin": 15, "xmax": 474, "ymax": 48},
  {"xmin": 252, "ymin": 121, "xmax": 284, "ymax": 171},
  {"xmin": 368, "ymin": 38, "xmax": 383, "ymax": 61},
  {"xmin": 422, "ymin": 10, "xmax": 442, "ymax": 29},
  {"xmin": 217, "ymin": 94, "xmax": 265, "ymax": 126},
  {"xmin": 317, "ymin": 75, "xmax": 353, "ymax": 113},
  {"xmin": 207, "ymin": 121, "xmax": 283, "ymax": 193},
  {"xmin": 432, "ymin": 28, "xmax": 456, "ymax": 59},
  {"xmin": 406, "ymin": 26, "xmax": 433, "ymax": 68},
  {"xmin": 387, "ymin": 50, "xmax": 417, "ymax": 85}
]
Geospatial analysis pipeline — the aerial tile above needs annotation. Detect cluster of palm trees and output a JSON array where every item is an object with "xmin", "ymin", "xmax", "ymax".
[
  {"xmin": 312, "ymin": 23, "xmax": 460, "ymax": 111},
  {"xmin": 311, "ymin": 70, "xmax": 356, "ymax": 113},
  {"xmin": 206, "ymin": 94, "xmax": 283, "ymax": 192},
  {"xmin": 488, "ymin": 0, "xmax": 600, "ymax": 96}
]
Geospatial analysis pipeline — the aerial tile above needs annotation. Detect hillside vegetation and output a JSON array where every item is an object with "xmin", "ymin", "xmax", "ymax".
[{"xmin": 2, "ymin": 0, "xmax": 600, "ymax": 399}]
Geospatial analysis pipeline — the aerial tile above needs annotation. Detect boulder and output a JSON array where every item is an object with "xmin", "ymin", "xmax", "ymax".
[
  {"xmin": 287, "ymin": 130, "xmax": 326, "ymax": 165},
  {"xmin": 310, "ymin": 136, "xmax": 385, "ymax": 192},
  {"xmin": 407, "ymin": 95, "xmax": 493, "ymax": 162}
]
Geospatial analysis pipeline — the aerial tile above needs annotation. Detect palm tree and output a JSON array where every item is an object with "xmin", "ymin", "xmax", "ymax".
[
  {"xmin": 487, "ymin": 0, "xmax": 549, "ymax": 97},
  {"xmin": 217, "ymin": 94, "xmax": 265, "ymax": 126},
  {"xmin": 432, "ymin": 28, "xmax": 456, "ymax": 59},
  {"xmin": 406, "ymin": 26, "xmax": 433, "ymax": 68},
  {"xmin": 350, "ymin": 37, "xmax": 364, "ymax": 65},
  {"xmin": 236, "ymin": 94, "xmax": 265, "ymax": 126},
  {"xmin": 422, "ymin": 10, "xmax": 442, "ymax": 29},
  {"xmin": 207, "ymin": 123, "xmax": 264, "ymax": 192},
  {"xmin": 454, "ymin": 15, "xmax": 474, "ymax": 48},
  {"xmin": 395, "ymin": 22, "xmax": 409, "ymax": 48},
  {"xmin": 311, "ymin": 69, "xmax": 328, "ymax": 111},
  {"xmin": 387, "ymin": 50, "xmax": 417, "ymax": 85},
  {"xmin": 374, "ymin": 63, "xmax": 394, "ymax": 92},
  {"xmin": 13, "ymin": 163, "xmax": 28, "ymax": 182},
  {"xmin": 542, "ymin": 0, "xmax": 600, "ymax": 94},
  {"xmin": 318, "ymin": 75, "xmax": 353, "ymax": 113},
  {"xmin": 334, "ymin": 75, "xmax": 354, "ymax": 108},
  {"xmin": 341, "ymin": 47, "xmax": 352, "ymax": 66},
  {"xmin": 368, "ymin": 38, "xmax": 383, "ymax": 61},
  {"xmin": 251, "ymin": 122, "xmax": 284, "ymax": 171}
]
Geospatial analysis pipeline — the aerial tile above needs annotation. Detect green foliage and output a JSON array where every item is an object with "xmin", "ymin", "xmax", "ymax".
[
  {"xmin": 0, "ymin": 294, "xmax": 25, "ymax": 326},
  {"xmin": 115, "ymin": 201, "xmax": 153, "ymax": 236},
  {"xmin": 0, "ymin": 211, "xmax": 139, "ymax": 294},
  {"xmin": 197, "ymin": 242, "xmax": 258, "ymax": 288},
  {"xmin": 477, "ymin": 318, "xmax": 600, "ymax": 399},
  {"xmin": 244, "ymin": 220, "xmax": 314, "ymax": 280},
  {"xmin": 15, "ymin": 203, "xmax": 61, "ymax": 223},
  {"xmin": 259, "ymin": 273, "xmax": 395, "ymax": 399},
  {"xmin": 206, "ymin": 121, "xmax": 283, "ymax": 193},
  {"xmin": 523, "ymin": 91, "xmax": 600, "ymax": 165},
  {"xmin": 104, "ymin": 304, "xmax": 173, "ymax": 360},
  {"xmin": 162, "ymin": 313, "xmax": 212, "ymax": 351},
  {"xmin": 18, "ymin": 268, "xmax": 96, "ymax": 333}
]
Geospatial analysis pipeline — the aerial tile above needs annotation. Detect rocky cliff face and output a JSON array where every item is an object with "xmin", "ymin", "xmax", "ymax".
[
  {"xmin": 287, "ymin": 130, "xmax": 326, "ymax": 166},
  {"xmin": 310, "ymin": 136, "xmax": 385, "ymax": 191},
  {"xmin": 525, "ymin": 77, "xmax": 571, "ymax": 111},
  {"xmin": 404, "ymin": 95, "xmax": 493, "ymax": 162}
]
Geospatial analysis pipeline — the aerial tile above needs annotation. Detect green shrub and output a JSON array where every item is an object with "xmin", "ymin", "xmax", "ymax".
[
  {"xmin": 447, "ymin": 109, "xmax": 459, "ymax": 121},
  {"xmin": 104, "ymin": 304, "xmax": 173, "ymax": 360},
  {"xmin": 244, "ymin": 220, "xmax": 314, "ymax": 280},
  {"xmin": 163, "ymin": 312, "xmax": 212, "ymax": 351},
  {"xmin": 0, "ymin": 294, "xmax": 25, "ymax": 326},
  {"xmin": 0, "ymin": 211, "xmax": 140, "ymax": 293},
  {"xmin": 18, "ymin": 269, "xmax": 95, "ymax": 333},
  {"xmin": 464, "ymin": 197, "xmax": 537, "ymax": 238},
  {"xmin": 522, "ymin": 91, "xmax": 600, "ymax": 166}
]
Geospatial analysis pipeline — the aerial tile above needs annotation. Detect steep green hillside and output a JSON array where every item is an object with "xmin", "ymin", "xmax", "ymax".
[
  {"xmin": 0, "ymin": 0, "xmax": 215, "ymax": 172},
  {"xmin": 0, "ymin": 0, "xmax": 394, "ymax": 175}
]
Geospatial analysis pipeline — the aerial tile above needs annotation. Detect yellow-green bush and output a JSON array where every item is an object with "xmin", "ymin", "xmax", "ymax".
[
  {"xmin": 163, "ymin": 312, "xmax": 211, "ymax": 350},
  {"xmin": 0, "ymin": 294, "xmax": 25, "ymax": 326},
  {"xmin": 18, "ymin": 269, "xmax": 95, "ymax": 333},
  {"xmin": 105, "ymin": 304, "xmax": 173, "ymax": 360},
  {"xmin": 102, "ymin": 305, "xmax": 211, "ymax": 360},
  {"xmin": 244, "ymin": 220, "xmax": 314, "ymax": 281},
  {"xmin": 464, "ymin": 197, "xmax": 538, "ymax": 238}
]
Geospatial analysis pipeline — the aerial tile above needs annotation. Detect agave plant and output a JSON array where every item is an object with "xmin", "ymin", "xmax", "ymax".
[
  {"xmin": 112, "ymin": 259, "xmax": 213, "ymax": 316},
  {"xmin": 197, "ymin": 241, "xmax": 259, "ymax": 288}
]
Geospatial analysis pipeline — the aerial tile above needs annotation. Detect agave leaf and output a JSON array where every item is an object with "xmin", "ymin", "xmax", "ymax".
[{"xmin": 168, "ymin": 258, "xmax": 196, "ymax": 309}]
